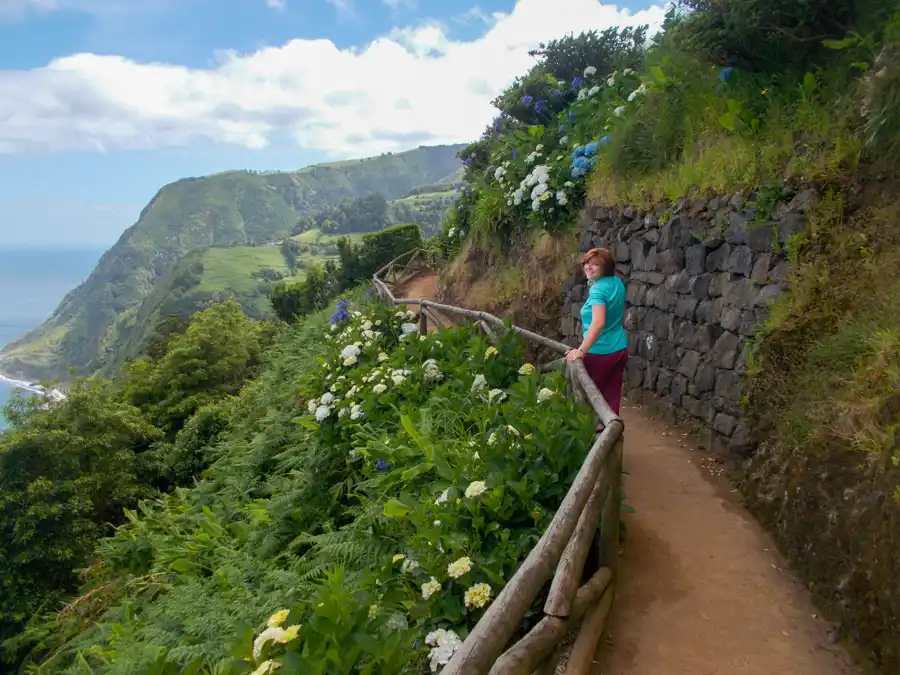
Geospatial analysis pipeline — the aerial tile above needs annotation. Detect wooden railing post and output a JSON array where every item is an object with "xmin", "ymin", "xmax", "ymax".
[{"xmin": 371, "ymin": 249, "xmax": 627, "ymax": 675}]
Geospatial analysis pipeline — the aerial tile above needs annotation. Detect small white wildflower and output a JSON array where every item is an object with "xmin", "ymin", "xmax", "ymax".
[
  {"xmin": 433, "ymin": 520, "xmax": 441, "ymax": 526},
  {"xmin": 421, "ymin": 577, "xmax": 442, "ymax": 600},
  {"xmin": 340, "ymin": 344, "xmax": 360, "ymax": 361},
  {"xmin": 465, "ymin": 480, "xmax": 487, "ymax": 498},
  {"xmin": 507, "ymin": 425, "xmax": 520, "ymax": 436},
  {"xmin": 537, "ymin": 387, "xmax": 555, "ymax": 403}
]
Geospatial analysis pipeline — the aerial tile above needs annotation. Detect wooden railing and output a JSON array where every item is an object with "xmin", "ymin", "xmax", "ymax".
[{"xmin": 372, "ymin": 249, "xmax": 625, "ymax": 675}]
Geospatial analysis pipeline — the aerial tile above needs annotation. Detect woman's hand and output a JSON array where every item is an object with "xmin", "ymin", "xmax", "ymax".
[{"xmin": 565, "ymin": 348, "xmax": 584, "ymax": 362}]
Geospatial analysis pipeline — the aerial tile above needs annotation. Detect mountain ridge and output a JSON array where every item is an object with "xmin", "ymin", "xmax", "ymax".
[{"xmin": 0, "ymin": 143, "xmax": 465, "ymax": 381}]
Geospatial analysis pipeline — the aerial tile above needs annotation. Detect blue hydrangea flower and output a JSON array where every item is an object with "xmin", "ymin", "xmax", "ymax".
[
  {"xmin": 534, "ymin": 99, "xmax": 547, "ymax": 114},
  {"xmin": 572, "ymin": 146, "xmax": 586, "ymax": 158},
  {"xmin": 521, "ymin": 95, "xmax": 534, "ymax": 106},
  {"xmin": 568, "ymin": 111, "xmax": 576, "ymax": 121},
  {"xmin": 584, "ymin": 141, "xmax": 601, "ymax": 157},
  {"xmin": 599, "ymin": 135, "xmax": 612, "ymax": 145},
  {"xmin": 571, "ymin": 76, "xmax": 583, "ymax": 88},
  {"xmin": 455, "ymin": 183, "xmax": 462, "ymax": 191},
  {"xmin": 512, "ymin": 148, "xmax": 519, "ymax": 159},
  {"xmin": 719, "ymin": 66, "xmax": 734, "ymax": 82},
  {"xmin": 376, "ymin": 459, "xmax": 391, "ymax": 472},
  {"xmin": 465, "ymin": 187, "xmax": 472, "ymax": 196}
]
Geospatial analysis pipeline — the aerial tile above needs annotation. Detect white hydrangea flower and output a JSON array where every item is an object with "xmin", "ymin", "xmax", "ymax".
[
  {"xmin": 577, "ymin": 88, "xmax": 588, "ymax": 101},
  {"xmin": 518, "ymin": 363, "xmax": 535, "ymax": 375},
  {"xmin": 343, "ymin": 355, "xmax": 358, "ymax": 367},
  {"xmin": 377, "ymin": 352, "xmax": 389, "ymax": 362},
  {"xmin": 557, "ymin": 190, "xmax": 568, "ymax": 205},
  {"xmin": 588, "ymin": 85, "xmax": 601, "ymax": 97},
  {"xmin": 530, "ymin": 183, "xmax": 549, "ymax": 200},
  {"xmin": 487, "ymin": 432, "xmax": 497, "ymax": 446},
  {"xmin": 320, "ymin": 392, "xmax": 334, "ymax": 405},
  {"xmin": 401, "ymin": 558, "xmax": 419, "ymax": 573},
  {"xmin": 425, "ymin": 628, "xmax": 462, "ymax": 672},
  {"xmin": 373, "ymin": 383, "xmax": 388, "ymax": 394},
  {"xmin": 349, "ymin": 404, "xmax": 364, "ymax": 421},
  {"xmin": 423, "ymin": 358, "xmax": 443, "ymax": 382},
  {"xmin": 537, "ymin": 387, "xmax": 556, "ymax": 403},
  {"xmin": 338, "ymin": 407, "xmax": 349, "ymax": 418},
  {"xmin": 471, "ymin": 374, "xmax": 486, "ymax": 391},
  {"xmin": 421, "ymin": 577, "xmax": 442, "ymax": 600},
  {"xmin": 560, "ymin": 135, "xmax": 569, "ymax": 145},
  {"xmin": 340, "ymin": 344, "xmax": 360, "ymax": 361},
  {"xmin": 465, "ymin": 480, "xmax": 487, "ymax": 498},
  {"xmin": 447, "ymin": 556, "xmax": 473, "ymax": 579},
  {"xmin": 391, "ymin": 374, "xmax": 406, "ymax": 386},
  {"xmin": 307, "ymin": 400, "xmax": 317, "ymax": 414},
  {"xmin": 488, "ymin": 389, "xmax": 507, "ymax": 402},
  {"xmin": 315, "ymin": 405, "xmax": 331, "ymax": 422},
  {"xmin": 250, "ymin": 660, "xmax": 281, "ymax": 675},
  {"xmin": 435, "ymin": 488, "xmax": 449, "ymax": 505},
  {"xmin": 584, "ymin": 65, "xmax": 597, "ymax": 76},
  {"xmin": 507, "ymin": 425, "xmax": 520, "ymax": 436},
  {"xmin": 400, "ymin": 322, "xmax": 419, "ymax": 337},
  {"xmin": 628, "ymin": 83, "xmax": 647, "ymax": 101},
  {"xmin": 362, "ymin": 320, "xmax": 373, "ymax": 330}
]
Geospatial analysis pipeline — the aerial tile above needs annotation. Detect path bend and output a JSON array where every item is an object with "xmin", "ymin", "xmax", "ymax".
[{"xmin": 392, "ymin": 273, "xmax": 858, "ymax": 675}]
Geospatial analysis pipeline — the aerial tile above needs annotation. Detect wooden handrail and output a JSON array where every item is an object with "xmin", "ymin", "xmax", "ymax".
[{"xmin": 372, "ymin": 250, "xmax": 624, "ymax": 675}]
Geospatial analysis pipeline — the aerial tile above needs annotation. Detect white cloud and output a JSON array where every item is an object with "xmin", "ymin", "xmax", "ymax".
[
  {"xmin": 265, "ymin": 0, "xmax": 285, "ymax": 9},
  {"xmin": 382, "ymin": 0, "xmax": 416, "ymax": 9},
  {"xmin": 0, "ymin": 0, "xmax": 667, "ymax": 158}
]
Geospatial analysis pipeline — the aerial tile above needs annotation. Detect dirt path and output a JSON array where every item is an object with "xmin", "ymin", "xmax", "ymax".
[
  {"xmin": 391, "ymin": 273, "xmax": 857, "ymax": 674},
  {"xmin": 592, "ymin": 402, "xmax": 859, "ymax": 675}
]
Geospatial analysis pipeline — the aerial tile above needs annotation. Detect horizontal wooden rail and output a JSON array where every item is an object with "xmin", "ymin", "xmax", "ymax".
[{"xmin": 372, "ymin": 249, "xmax": 624, "ymax": 675}]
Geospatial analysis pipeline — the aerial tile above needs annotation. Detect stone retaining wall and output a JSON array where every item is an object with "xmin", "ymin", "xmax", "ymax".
[{"xmin": 560, "ymin": 190, "xmax": 815, "ymax": 456}]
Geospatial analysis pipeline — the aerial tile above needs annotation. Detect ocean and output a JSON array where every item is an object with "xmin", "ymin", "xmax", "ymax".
[{"xmin": 0, "ymin": 246, "xmax": 105, "ymax": 429}]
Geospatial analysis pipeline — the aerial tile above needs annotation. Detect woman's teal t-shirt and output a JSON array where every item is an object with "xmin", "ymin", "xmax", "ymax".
[{"xmin": 580, "ymin": 276, "xmax": 628, "ymax": 355}]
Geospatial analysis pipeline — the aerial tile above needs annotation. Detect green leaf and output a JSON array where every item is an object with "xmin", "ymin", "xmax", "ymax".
[
  {"xmin": 621, "ymin": 504, "xmax": 636, "ymax": 514},
  {"xmin": 170, "ymin": 558, "xmax": 197, "ymax": 573},
  {"xmin": 822, "ymin": 37, "xmax": 857, "ymax": 50},
  {"xmin": 383, "ymin": 499, "xmax": 410, "ymax": 518},
  {"xmin": 528, "ymin": 125, "xmax": 545, "ymax": 138},
  {"xmin": 718, "ymin": 112, "xmax": 735, "ymax": 131},
  {"xmin": 650, "ymin": 66, "xmax": 667, "ymax": 83},
  {"xmin": 401, "ymin": 462, "xmax": 434, "ymax": 481}
]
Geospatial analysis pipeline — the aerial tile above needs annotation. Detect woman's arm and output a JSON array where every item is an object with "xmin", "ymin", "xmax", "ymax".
[{"xmin": 566, "ymin": 304, "xmax": 606, "ymax": 361}]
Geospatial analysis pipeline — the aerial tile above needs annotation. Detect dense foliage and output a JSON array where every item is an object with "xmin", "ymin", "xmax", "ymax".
[
  {"xmin": 271, "ymin": 224, "xmax": 424, "ymax": 324},
  {"xmin": 4, "ymin": 295, "xmax": 595, "ymax": 674},
  {"xmin": 442, "ymin": 0, "xmax": 899, "ymax": 252},
  {"xmin": 0, "ymin": 302, "xmax": 266, "ymax": 655}
]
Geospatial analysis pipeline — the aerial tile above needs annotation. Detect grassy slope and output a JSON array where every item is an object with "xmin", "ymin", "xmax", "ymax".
[{"xmin": 0, "ymin": 144, "xmax": 465, "ymax": 381}]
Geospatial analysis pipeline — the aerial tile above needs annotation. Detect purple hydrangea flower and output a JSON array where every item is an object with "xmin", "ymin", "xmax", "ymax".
[
  {"xmin": 534, "ymin": 99, "xmax": 548, "ymax": 114},
  {"xmin": 521, "ymin": 95, "xmax": 534, "ymax": 106},
  {"xmin": 571, "ymin": 76, "xmax": 583, "ymax": 88},
  {"xmin": 376, "ymin": 459, "xmax": 391, "ymax": 472}
]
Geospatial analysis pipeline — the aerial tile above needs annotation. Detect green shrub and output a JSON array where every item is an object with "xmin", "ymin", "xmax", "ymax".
[{"xmin": 337, "ymin": 223, "xmax": 423, "ymax": 286}]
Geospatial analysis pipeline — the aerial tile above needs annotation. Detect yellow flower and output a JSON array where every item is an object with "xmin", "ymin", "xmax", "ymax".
[
  {"xmin": 484, "ymin": 346, "xmax": 498, "ymax": 359},
  {"xmin": 518, "ymin": 363, "xmax": 535, "ymax": 375},
  {"xmin": 250, "ymin": 660, "xmax": 281, "ymax": 675},
  {"xmin": 392, "ymin": 553, "xmax": 406, "ymax": 563},
  {"xmin": 447, "ymin": 556, "xmax": 473, "ymax": 579},
  {"xmin": 464, "ymin": 583, "xmax": 492, "ymax": 609},
  {"xmin": 267, "ymin": 609, "xmax": 290, "ymax": 628},
  {"xmin": 761, "ymin": 88, "xmax": 768, "ymax": 95},
  {"xmin": 278, "ymin": 624, "xmax": 300, "ymax": 643}
]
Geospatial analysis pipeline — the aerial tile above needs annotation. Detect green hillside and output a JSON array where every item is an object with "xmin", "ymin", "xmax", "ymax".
[{"xmin": 0, "ymin": 144, "xmax": 464, "ymax": 381}]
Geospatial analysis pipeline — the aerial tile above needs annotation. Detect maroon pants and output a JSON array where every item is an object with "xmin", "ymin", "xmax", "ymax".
[{"xmin": 583, "ymin": 349, "xmax": 628, "ymax": 415}]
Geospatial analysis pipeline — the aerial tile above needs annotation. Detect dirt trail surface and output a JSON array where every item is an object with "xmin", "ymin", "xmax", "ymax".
[
  {"xmin": 593, "ymin": 402, "xmax": 859, "ymax": 675},
  {"xmin": 392, "ymin": 272, "xmax": 858, "ymax": 675}
]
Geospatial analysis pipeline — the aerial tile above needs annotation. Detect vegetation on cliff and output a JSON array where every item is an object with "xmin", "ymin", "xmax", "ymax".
[{"xmin": 0, "ymin": 145, "xmax": 464, "ymax": 382}]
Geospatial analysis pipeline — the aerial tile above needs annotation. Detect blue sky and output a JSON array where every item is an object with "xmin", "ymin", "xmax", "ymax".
[{"xmin": 0, "ymin": 0, "xmax": 665, "ymax": 246}]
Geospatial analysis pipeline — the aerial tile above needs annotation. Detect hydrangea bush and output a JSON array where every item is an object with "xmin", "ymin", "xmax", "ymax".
[
  {"xmin": 446, "ymin": 64, "xmax": 645, "ymax": 237},
  {"xmin": 206, "ymin": 299, "xmax": 596, "ymax": 674}
]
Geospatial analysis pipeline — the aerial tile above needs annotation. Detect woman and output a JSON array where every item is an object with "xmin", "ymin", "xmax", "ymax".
[{"xmin": 565, "ymin": 247, "xmax": 628, "ymax": 420}]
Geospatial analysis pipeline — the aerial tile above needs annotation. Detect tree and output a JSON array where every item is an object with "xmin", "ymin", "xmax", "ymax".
[
  {"xmin": 0, "ymin": 379, "xmax": 162, "ymax": 644},
  {"xmin": 123, "ymin": 301, "xmax": 263, "ymax": 437}
]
